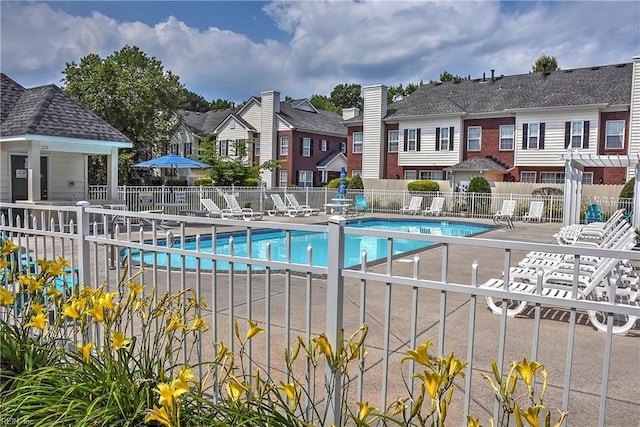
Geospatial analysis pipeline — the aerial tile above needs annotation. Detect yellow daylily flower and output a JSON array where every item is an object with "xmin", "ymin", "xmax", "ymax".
[
  {"xmin": 62, "ymin": 302, "xmax": 81, "ymax": 319},
  {"xmin": 401, "ymin": 342, "xmax": 433, "ymax": 367},
  {"xmin": 226, "ymin": 375, "xmax": 249, "ymax": 402},
  {"xmin": 214, "ymin": 342, "xmax": 230, "ymax": 363},
  {"xmin": 19, "ymin": 275, "xmax": 44, "ymax": 293},
  {"xmin": 466, "ymin": 415, "xmax": 482, "ymax": 427},
  {"xmin": 246, "ymin": 319, "xmax": 265, "ymax": 340},
  {"xmin": 420, "ymin": 371, "xmax": 442, "ymax": 399},
  {"xmin": 388, "ymin": 398, "xmax": 408, "ymax": 416},
  {"xmin": 520, "ymin": 404, "xmax": 543, "ymax": 427},
  {"xmin": 281, "ymin": 382, "xmax": 297, "ymax": 400},
  {"xmin": 175, "ymin": 367, "xmax": 194, "ymax": 390},
  {"xmin": 30, "ymin": 301, "xmax": 46, "ymax": 315},
  {"xmin": 313, "ymin": 334, "xmax": 333, "ymax": 359},
  {"xmin": 356, "ymin": 401, "xmax": 379, "ymax": 421},
  {"xmin": 0, "ymin": 258, "xmax": 9, "ymax": 270},
  {"xmin": 76, "ymin": 342, "xmax": 94, "ymax": 363},
  {"xmin": 144, "ymin": 405, "xmax": 172, "ymax": 427},
  {"xmin": 188, "ymin": 316, "xmax": 207, "ymax": 331},
  {"xmin": 99, "ymin": 291, "xmax": 117, "ymax": 310},
  {"xmin": 0, "ymin": 287, "xmax": 15, "ymax": 306},
  {"xmin": 46, "ymin": 285, "xmax": 62, "ymax": 299},
  {"xmin": 112, "ymin": 331, "xmax": 133, "ymax": 351},
  {"xmin": 515, "ymin": 359, "xmax": 544, "ymax": 388},
  {"xmin": 87, "ymin": 304, "xmax": 105, "ymax": 322},
  {"xmin": 165, "ymin": 315, "xmax": 186, "ymax": 333},
  {"xmin": 25, "ymin": 313, "xmax": 47, "ymax": 330},
  {"xmin": 127, "ymin": 282, "xmax": 145, "ymax": 295},
  {"xmin": 1, "ymin": 239, "xmax": 18, "ymax": 253}
]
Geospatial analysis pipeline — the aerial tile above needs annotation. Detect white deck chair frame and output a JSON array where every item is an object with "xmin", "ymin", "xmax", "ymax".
[
  {"xmin": 223, "ymin": 194, "xmax": 264, "ymax": 220},
  {"xmin": 401, "ymin": 196, "xmax": 423, "ymax": 215},
  {"xmin": 285, "ymin": 194, "xmax": 319, "ymax": 216},
  {"xmin": 268, "ymin": 194, "xmax": 305, "ymax": 217},
  {"xmin": 423, "ymin": 196, "xmax": 445, "ymax": 216},
  {"xmin": 493, "ymin": 200, "xmax": 516, "ymax": 228},
  {"xmin": 522, "ymin": 201, "xmax": 544, "ymax": 222}
]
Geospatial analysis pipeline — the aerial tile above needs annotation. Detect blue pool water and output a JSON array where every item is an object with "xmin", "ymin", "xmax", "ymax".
[{"xmin": 127, "ymin": 218, "xmax": 490, "ymax": 270}]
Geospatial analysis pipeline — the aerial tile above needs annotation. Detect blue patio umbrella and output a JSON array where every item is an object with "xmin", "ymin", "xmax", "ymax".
[{"xmin": 134, "ymin": 153, "xmax": 211, "ymax": 169}]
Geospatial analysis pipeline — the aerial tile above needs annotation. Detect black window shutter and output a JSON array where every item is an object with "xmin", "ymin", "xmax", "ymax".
[
  {"xmin": 310, "ymin": 139, "xmax": 314, "ymax": 156},
  {"xmin": 404, "ymin": 129, "xmax": 408, "ymax": 151},
  {"xmin": 522, "ymin": 124, "xmax": 528, "ymax": 149},
  {"xmin": 583, "ymin": 121, "xmax": 590, "ymax": 149},
  {"xmin": 564, "ymin": 122, "xmax": 571, "ymax": 149},
  {"xmin": 539, "ymin": 123, "xmax": 545, "ymax": 149},
  {"xmin": 416, "ymin": 128, "xmax": 421, "ymax": 151},
  {"xmin": 300, "ymin": 137, "xmax": 304, "ymax": 156},
  {"xmin": 449, "ymin": 127, "xmax": 455, "ymax": 150},
  {"xmin": 435, "ymin": 128, "xmax": 440, "ymax": 151}
]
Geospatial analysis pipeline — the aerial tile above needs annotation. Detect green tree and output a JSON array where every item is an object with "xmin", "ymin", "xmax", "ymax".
[
  {"xmin": 309, "ymin": 94, "xmax": 340, "ymax": 114},
  {"xmin": 330, "ymin": 83, "xmax": 362, "ymax": 110},
  {"xmin": 210, "ymin": 99, "xmax": 234, "ymax": 111},
  {"xmin": 62, "ymin": 45, "xmax": 185, "ymax": 184},
  {"xmin": 532, "ymin": 55, "xmax": 559, "ymax": 73},
  {"xmin": 388, "ymin": 82, "xmax": 421, "ymax": 103},
  {"xmin": 181, "ymin": 89, "xmax": 210, "ymax": 112},
  {"xmin": 439, "ymin": 71, "xmax": 465, "ymax": 82},
  {"xmin": 197, "ymin": 134, "xmax": 278, "ymax": 186}
]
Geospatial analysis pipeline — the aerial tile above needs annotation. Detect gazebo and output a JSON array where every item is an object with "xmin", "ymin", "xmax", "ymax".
[{"xmin": 561, "ymin": 152, "xmax": 640, "ymax": 227}]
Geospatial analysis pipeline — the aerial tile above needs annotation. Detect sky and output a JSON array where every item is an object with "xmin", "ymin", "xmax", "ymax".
[{"xmin": 1, "ymin": 1, "xmax": 639, "ymax": 104}]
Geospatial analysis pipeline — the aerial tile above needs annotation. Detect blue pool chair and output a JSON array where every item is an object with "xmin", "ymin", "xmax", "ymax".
[
  {"xmin": 354, "ymin": 195, "xmax": 369, "ymax": 216},
  {"xmin": 584, "ymin": 204, "xmax": 603, "ymax": 224}
]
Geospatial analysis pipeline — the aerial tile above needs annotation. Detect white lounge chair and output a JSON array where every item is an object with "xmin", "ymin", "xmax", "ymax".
[
  {"xmin": 200, "ymin": 198, "xmax": 229, "ymax": 218},
  {"xmin": 522, "ymin": 201, "xmax": 544, "ymax": 222},
  {"xmin": 423, "ymin": 196, "xmax": 445, "ymax": 216},
  {"xmin": 223, "ymin": 194, "xmax": 264, "ymax": 220},
  {"xmin": 268, "ymin": 194, "xmax": 305, "ymax": 217},
  {"xmin": 401, "ymin": 196, "xmax": 423, "ymax": 215},
  {"xmin": 285, "ymin": 194, "xmax": 320, "ymax": 216},
  {"xmin": 553, "ymin": 209, "xmax": 626, "ymax": 245},
  {"xmin": 492, "ymin": 200, "xmax": 516, "ymax": 228}
]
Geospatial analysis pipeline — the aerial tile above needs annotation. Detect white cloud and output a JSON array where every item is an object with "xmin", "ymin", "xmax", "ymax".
[{"xmin": 1, "ymin": 1, "xmax": 638, "ymax": 103}]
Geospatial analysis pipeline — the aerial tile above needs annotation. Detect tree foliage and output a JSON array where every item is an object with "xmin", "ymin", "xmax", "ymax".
[
  {"xmin": 309, "ymin": 94, "xmax": 341, "ymax": 114},
  {"xmin": 330, "ymin": 83, "xmax": 362, "ymax": 111},
  {"xmin": 62, "ymin": 45, "xmax": 185, "ymax": 184},
  {"xmin": 181, "ymin": 89, "xmax": 210, "ymax": 112},
  {"xmin": 210, "ymin": 99, "xmax": 235, "ymax": 111},
  {"xmin": 196, "ymin": 134, "xmax": 277, "ymax": 186},
  {"xmin": 387, "ymin": 82, "xmax": 420, "ymax": 103},
  {"xmin": 532, "ymin": 55, "xmax": 559, "ymax": 73},
  {"xmin": 439, "ymin": 71, "xmax": 465, "ymax": 82},
  {"xmin": 468, "ymin": 176, "xmax": 491, "ymax": 193}
]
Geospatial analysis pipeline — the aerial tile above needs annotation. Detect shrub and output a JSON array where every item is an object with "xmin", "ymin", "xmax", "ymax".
[
  {"xmin": 619, "ymin": 178, "xmax": 635, "ymax": 211},
  {"xmin": 326, "ymin": 177, "xmax": 352, "ymax": 188},
  {"xmin": 407, "ymin": 180, "xmax": 439, "ymax": 192},
  {"xmin": 467, "ymin": 176, "xmax": 491, "ymax": 214},
  {"xmin": 349, "ymin": 174, "xmax": 364, "ymax": 189},
  {"xmin": 532, "ymin": 187, "xmax": 563, "ymax": 196},
  {"xmin": 193, "ymin": 177, "xmax": 213, "ymax": 186},
  {"xmin": 243, "ymin": 177, "xmax": 259, "ymax": 187}
]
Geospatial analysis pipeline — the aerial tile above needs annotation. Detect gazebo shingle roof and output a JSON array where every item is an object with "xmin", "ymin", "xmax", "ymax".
[{"xmin": 0, "ymin": 73, "xmax": 131, "ymax": 143}]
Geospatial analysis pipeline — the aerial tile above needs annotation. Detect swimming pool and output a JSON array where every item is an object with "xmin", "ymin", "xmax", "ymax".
[{"xmin": 126, "ymin": 218, "xmax": 491, "ymax": 270}]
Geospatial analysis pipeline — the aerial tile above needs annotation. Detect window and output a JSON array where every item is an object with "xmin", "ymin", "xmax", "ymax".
[
  {"xmin": 298, "ymin": 170, "xmax": 313, "ymax": 187},
  {"xmin": 520, "ymin": 171, "xmax": 536, "ymax": 183},
  {"xmin": 605, "ymin": 120, "xmax": 625, "ymax": 149},
  {"xmin": 388, "ymin": 130, "xmax": 399, "ymax": 152},
  {"xmin": 419, "ymin": 170, "xmax": 443, "ymax": 180},
  {"xmin": 218, "ymin": 140, "xmax": 228, "ymax": 156},
  {"xmin": 582, "ymin": 172, "xmax": 593, "ymax": 184},
  {"xmin": 436, "ymin": 127, "xmax": 453, "ymax": 151},
  {"xmin": 352, "ymin": 132, "xmax": 363, "ymax": 153},
  {"xmin": 564, "ymin": 120, "xmax": 589, "ymax": 149},
  {"xmin": 340, "ymin": 142, "xmax": 346, "ymax": 153},
  {"xmin": 254, "ymin": 139, "xmax": 260, "ymax": 157},
  {"xmin": 321, "ymin": 139, "xmax": 328, "ymax": 151},
  {"xmin": 467, "ymin": 126, "xmax": 481, "ymax": 151},
  {"xmin": 279, "ymin": 170, "xmax": 288, "ymax": 188},
  {"xmin": 541, "ymin": 172, "xmax": 565, "ymax": 184},
  {"xmin": 302, "ymin": 137, "xmax": 311, "ymax": 157},
  {"xmin": 407, "ymin": 129, "xmax": 417, "ymax": 151},
  {"xmin": 499, "ymin": 125, "xmax": 514, "ymax": 150},
  {"xmin": 527, "ymin": 123, "xmax": 539, "ymax": 149},
  {"xmin": 280, "ymin": 136, "xmax": 289, "ymax": 156},
  {"xmin": 404, "ymin": 170, "xmax": 417, "ymax": 180},
  {"xmin": 352, "ymin": 170, "xmax": 361, "ymax": 177}
]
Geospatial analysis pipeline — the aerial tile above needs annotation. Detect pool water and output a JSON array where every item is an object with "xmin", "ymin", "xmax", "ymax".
[{"xmin": 127, "ymin": 218, "xmax": 490, "ymax": 270}]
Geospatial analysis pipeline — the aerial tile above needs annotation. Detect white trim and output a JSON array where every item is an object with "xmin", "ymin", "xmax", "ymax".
[{"xmin": 0, "ymin": 134, "xmax": 132, "ymax": 148}]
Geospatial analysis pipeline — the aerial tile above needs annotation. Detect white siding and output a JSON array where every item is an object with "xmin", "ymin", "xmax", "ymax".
[
  {"xmin": 48, "ymin": 153, "xmax": 85, "ymax": 200},
  {"xmin": 628, "ymin": 56, "xmax": 640, "ymax": 179},
  {"xmin": 0, "ymin": 149, "xmax": 10, "ymax": 202},
  {"xmin": 217, "ymin": 119, "xmax": 251, "ymax": 142},
  {"xmin": 362, "ymin": 85, "xmax": 387, "ymax": 179},
  {"xmin": 514, "ymin": 109, "xmax": 599, "ymax": 167},
  {"xmin": 240, "ymin": 100, "xmax": 262, "ymax": 131},
  {"xmin": 397, "ymin": 118, "xmax": 461, "ymax": 166},
  {"xmin": 276, "ymin": 116, "xmax": 291, "ymax": 132}
]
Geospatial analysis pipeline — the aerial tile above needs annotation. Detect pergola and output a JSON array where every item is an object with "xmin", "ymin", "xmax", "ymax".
[{"xmin": 561, "ymin": 152, "xmax": 640, "ymax": 227}]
